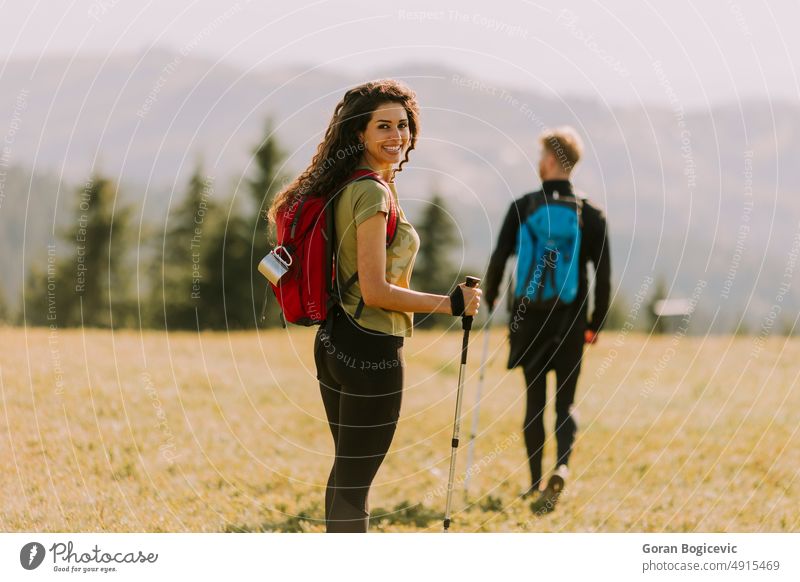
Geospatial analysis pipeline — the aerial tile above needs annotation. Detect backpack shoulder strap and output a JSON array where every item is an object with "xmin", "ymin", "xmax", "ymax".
[
  {"xmin": 530, "ymin": 188, "xmax": 584, "ymax": 225},
  {"xmin": 572, "ymin": 189, "xmax": 586, "ymax": 227},
  {"xmin": 524, "ymin": 190, "xmax": 544, "ymax": 220},
  {"xmin": 349, "ymin": 170, "xmax": 398, "ymax": 248},
  {"xmin": 337, "ymin": 170, "xmax": 400, "ymax": 320},
  {"xmin": 385, "ymin": 189, "xmax": 399, "ymax": 247}
]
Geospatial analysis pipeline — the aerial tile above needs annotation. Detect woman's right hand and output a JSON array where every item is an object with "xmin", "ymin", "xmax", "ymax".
[{"xmin": 457, "ymin": 283, "xmax": 482, "ymax": 317}]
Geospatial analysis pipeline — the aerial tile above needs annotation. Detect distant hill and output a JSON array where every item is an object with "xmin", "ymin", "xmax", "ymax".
[{"xmin": 1, "ymin": 48, "xmax": 799, "ymax": 331}]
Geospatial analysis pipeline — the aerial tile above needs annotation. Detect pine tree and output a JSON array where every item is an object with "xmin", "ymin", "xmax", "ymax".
[
  {"xmin": 149, "ymin": 163, "xmax": 218, "ymax": 329},
  {"xmin": 68, "ymin": 176, "xmax": 132, "ymax": 327},
  {"xmin": 208, "ymin": 122, "xmax": 285, "ymax": 329},
  {"xmin": 247, "ymin": 119, "xmax": 285, "ymax": 220},
  {"xmin": 247, "ymin": 121, "xmax": 285, "ymax": 327},
  {"xmin": 413, "ymin": 192, "xmax": 459, "ymax": 328},
  {"xmin": 202, "ymin": 207, "xmax": 254, "ymax": 329},
  {"xmin": 20, "ymin": 260, "xmax": 54, "ymax": 327}
]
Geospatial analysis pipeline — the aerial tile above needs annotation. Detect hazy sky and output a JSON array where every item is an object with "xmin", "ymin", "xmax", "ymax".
[{"xmin": 1, "ymin": 0, "xmax": 798, "ymax": 107}]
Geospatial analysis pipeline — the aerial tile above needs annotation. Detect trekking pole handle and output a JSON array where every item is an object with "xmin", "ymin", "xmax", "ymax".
[{"xmin": 462, "ymin": 276, "xmax": 481, "ymax": 330}]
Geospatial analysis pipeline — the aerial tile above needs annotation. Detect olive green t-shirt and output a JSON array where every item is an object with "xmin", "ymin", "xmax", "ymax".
[{"xmin": 333, "ymin": 175, "xmax": 420, "ymax": 337}]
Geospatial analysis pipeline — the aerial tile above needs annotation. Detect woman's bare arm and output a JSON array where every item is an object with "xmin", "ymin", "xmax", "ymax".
[{"xmin": 356, "ymin": 212, "xmax": 480, "ymax": 315}]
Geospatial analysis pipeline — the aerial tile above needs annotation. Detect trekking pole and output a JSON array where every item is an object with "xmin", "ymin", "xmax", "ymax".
[
  {"xmin": 443, "ymin": 275, "xmax": 481, "ymax": 532},
  {"xmin": 462, "ymin": 307, "xmax": 493, "ymax": 499}
]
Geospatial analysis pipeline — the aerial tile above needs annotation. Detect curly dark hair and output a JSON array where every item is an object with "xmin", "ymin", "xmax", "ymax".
[{"xmin": 268, "ymin": 79, "xmax": 420, "ymax": 225}]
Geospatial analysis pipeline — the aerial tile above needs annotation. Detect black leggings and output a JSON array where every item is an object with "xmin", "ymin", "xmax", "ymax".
[
  {"xmin": 521, "ymin": 321, "xmax": 584, "ymax": 490},
  {"xmin": 313, "ymin": 307, "xmax": 404, "ymax": 532}
]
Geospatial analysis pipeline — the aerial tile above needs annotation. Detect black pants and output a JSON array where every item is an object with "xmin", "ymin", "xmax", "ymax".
[
  {"xmin": 517, "ymin": 310, "xmax": 585, "ymax": 490},
  {"xmin": 314, "ymin": 307, "xmax": 404, "ymax": 532}
]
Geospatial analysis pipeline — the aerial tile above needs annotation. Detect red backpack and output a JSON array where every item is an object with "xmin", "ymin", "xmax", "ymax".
[{"xmin": 263, "ymin": 169, "xmax": 398, "ymax": 326}]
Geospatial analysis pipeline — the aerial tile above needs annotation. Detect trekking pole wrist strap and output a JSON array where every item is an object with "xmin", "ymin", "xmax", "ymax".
[{"xmin": 449, "ymin": 286, "xmax": 465, "ymax": 317}]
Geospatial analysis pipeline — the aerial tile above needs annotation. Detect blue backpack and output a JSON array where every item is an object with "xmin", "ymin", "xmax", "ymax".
[{"xmin": 514, "ymin": 191, "xmax": 583, "ymax": 308}]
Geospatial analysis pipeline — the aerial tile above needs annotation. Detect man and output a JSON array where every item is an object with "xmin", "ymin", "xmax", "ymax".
[{"xmin": 484, "ymin": 126, "xmax": 610, "ymax": 515}]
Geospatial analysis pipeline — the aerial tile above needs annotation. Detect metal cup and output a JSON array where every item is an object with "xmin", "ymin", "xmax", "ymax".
[{"xmin": 258, "ymin": 246, "xmax": 292, "ymax": 286}]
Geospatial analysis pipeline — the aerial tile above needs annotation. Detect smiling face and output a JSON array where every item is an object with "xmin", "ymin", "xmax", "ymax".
[{"xmin": 358, "ymin": 102, "xmax": 411, "ymax": 175}]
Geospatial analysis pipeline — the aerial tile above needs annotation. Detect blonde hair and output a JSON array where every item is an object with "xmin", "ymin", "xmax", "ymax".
[{"xmin": 539, "ymin": 126, "xmax": 583, "ymax": 173}]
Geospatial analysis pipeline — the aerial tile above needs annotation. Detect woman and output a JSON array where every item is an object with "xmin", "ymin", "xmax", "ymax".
[{"xmin": 268, "ymin": 79, "xmax": 481, "ymax": 532}]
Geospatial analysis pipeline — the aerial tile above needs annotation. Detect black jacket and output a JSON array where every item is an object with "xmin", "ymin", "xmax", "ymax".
[{"xmin": 484, "ymin": 180, "xmax": 611, "ymax": 333}]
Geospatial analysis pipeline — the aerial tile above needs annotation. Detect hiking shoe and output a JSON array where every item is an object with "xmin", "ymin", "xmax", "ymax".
[{"xmin": 529, "ymin": 474, "xmax": 564, "ymax": 515}]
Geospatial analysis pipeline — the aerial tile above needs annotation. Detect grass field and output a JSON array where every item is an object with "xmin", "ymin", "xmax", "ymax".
[{"xmin": 1, "ymin": 325, "xmax": 798, "ymax": 532}]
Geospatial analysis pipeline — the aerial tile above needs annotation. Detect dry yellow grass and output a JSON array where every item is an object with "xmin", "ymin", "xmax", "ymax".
[{"xmin": 1, "ymin": 325, "xmax": 798, "ymax": 532}]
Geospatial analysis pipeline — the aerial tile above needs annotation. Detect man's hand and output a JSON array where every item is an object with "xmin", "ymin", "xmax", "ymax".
[{"xmin": 584, "ymin": 329, "xmax": 599, "ymax": 345}]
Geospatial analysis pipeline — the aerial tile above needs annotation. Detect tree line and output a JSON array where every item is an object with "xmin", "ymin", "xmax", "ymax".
[
  {"xmin": 1, "ymin": 120, "xmax": 791, "ymax": 334},
  {"xmin": 11, "ymin": 123, "xmax": 466, "ymax": 331}
]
